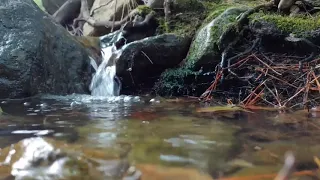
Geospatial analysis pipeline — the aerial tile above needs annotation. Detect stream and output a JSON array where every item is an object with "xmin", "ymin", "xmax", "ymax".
[{"xmin": 0, "ymin": 94, "xmax": 320, "ymax": 179}]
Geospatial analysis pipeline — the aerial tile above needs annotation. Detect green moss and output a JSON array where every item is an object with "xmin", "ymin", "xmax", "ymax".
[
  {"xmin": 209, "ymin": 15, "xmax": 238, "ymax": 45},
  {"xmin": 154, "ymin": 66, "xmax": 199, "ymax": 95},
  {"xmin": 186, "ymin": 7, "xmax": 245, "ymax": 67},
  {"xmin": 136, "ymin": 5, "xmax": 152, "ymax": 16},
  {"xmin": 203, "ymin": 4, "xmax": 233, "ymax": 24},
  {"xmin": 250, "ymin": 13, "xmax": 320, "ymax": 35}
]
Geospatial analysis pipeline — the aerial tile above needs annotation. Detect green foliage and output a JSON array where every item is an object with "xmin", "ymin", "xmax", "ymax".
[
  {"xmin": 33, "ymin": 0, "xmax": 45, "ymax": 11},
  {"xmin": 136, "ymin": 5, "xmax": 153, "ymax": 16}
]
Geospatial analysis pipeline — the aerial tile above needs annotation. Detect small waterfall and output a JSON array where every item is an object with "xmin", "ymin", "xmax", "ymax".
[{"xmin": 89, "ymin": 44, "xmax": 122, "ymax": 97}]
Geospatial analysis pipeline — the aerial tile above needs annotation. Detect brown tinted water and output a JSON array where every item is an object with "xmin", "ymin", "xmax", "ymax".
[{"xmin": 0, "ymin": 94, "xmax": 320, "ymax": 180}]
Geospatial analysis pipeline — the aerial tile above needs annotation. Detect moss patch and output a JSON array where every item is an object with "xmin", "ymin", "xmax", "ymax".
[
  {"xmin": 137, "ymin": 5, "xmax": 153, "ymax": 16},
  {"xmin": 250, "ymin": 13, "xmax": 320, "ymax": 35},
  {"xmin": 154, "ymin": 67, "xmax": 199, "ymax": 95},
  {"xmin": 203, "ymin": 3, "xmax": 234, "ymax": 24}
]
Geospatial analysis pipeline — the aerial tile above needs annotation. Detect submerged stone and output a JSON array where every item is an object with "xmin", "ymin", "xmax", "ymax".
[
  {"xmin": 0, "ymin": 0, "xmax": 92, "ymax": 99},
  {"xmin": 0, "ymin": 137, "xmax": 129, "ymax": 179}
]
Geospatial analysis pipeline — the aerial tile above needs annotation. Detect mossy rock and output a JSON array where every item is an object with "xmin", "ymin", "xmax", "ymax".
[
  {"xmin": 249, "ymin": 12, "xmax": 320, "ymax": 36},
  {"xmin": 154, "ymin": 66, "xmax": 200, "ymax": 95},
  {"xmin": 186, "ymin": 7, "xmax": 248, "ymax": 67},
  {"xmin": 155, "ymin": 6, "xmax": 248, "ymax": 96}
]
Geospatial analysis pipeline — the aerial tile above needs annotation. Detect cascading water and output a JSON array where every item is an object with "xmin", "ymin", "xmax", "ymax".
[{"xmin": 89, "ymin": 44, "xmax": 122, "ymax": 97}]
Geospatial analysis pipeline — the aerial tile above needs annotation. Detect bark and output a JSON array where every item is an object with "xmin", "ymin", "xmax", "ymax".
[{"xmin": 163, "ymin": 0, "xmax": 171, "ymax": 21}]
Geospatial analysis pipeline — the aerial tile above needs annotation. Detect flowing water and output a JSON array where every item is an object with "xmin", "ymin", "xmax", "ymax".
[
  {"xmin": 89, "ymin": 32, "xmax": 123, "ymax": 97},
  {"xmin": 0, "ymin": 94, "xmax": 320, "ymax": 179}
]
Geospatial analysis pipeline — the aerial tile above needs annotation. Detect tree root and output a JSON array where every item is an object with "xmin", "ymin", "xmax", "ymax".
[
  {"xmin": 53, "ymin": 0, "xmax": 82, "ymax": 25},
  {"xmin": 71, "ymin": 0, "xmax": 157, "ymax": 36}
]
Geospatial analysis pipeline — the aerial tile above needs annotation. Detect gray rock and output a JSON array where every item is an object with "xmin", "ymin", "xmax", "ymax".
[
  {"xmin": 0, "ymin": 0, "xmax": 92, "ymax": 99},
  {"xmin": 116, "ymin": 34, "xmax": 191, "ymax": 94}
]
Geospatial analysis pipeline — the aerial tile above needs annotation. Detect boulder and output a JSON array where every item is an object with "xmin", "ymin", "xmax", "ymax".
[
  {"xmin": 115, "ymin": 34, "xmax": 191, "ymax": 94},
  {"xmin": 0, "ymin": 0, "xmax": 92, "ymax": 99},
  {"xmin": 41, "ymin": 0, "xmax": 67, "ymax": 14},
  {"xmin": 187, "ymin": 7, "xmax": 248, "ymax": 69},
  {"xmin": 83, "ymin": 0, "xmax": 136, "ymax": 36}
]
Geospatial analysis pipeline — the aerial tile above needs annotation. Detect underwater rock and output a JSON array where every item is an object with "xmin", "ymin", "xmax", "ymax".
[
  {"xmin": 0, "ymin": 137, "xmax": 129, "ymax": 179},
  {"xmin": 0, "ymin": 0, "xmax": 92, "ymax": 99},
  {"xmin": 116, "ymin": 34, "xmax": 191, "ymax": 94}
]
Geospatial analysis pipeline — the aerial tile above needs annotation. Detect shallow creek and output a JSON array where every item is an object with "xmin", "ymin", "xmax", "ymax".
[{"xmin": 0, "ymin": 94, "xmax": 320, "ymax": 179}]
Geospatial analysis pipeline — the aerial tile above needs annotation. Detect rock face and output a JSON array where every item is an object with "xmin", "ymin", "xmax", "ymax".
[
  {"xmin": 83, "ymin": 0, "xmax": 136, "ymax": 36},
  {"xmin": 0, "ymin": 0, "xmax": 92, "ymax": 99},
  {"xmin": 116, "ymin": 34, "xmax": 191, "ymax": 94}
]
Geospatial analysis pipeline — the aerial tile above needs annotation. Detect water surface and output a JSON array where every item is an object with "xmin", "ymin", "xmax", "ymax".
[{"xmin": 0, "ymin": 94, "xmax": 319, "ymax": 179}]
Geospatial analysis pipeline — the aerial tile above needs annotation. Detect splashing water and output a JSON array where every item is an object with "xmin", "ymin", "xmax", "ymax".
[{"xmin": 89, "ymin": 44, "xmax": 122, "ymax": 97}]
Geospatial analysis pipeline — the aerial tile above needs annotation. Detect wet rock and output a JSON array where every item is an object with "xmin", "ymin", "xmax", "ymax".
[
  {"xmin": 0, "ymin": 137, "xmax": 129, "ymax": 179},
  {"xmin": 116, "ymin": 34, "xmax": 191, "ymax": 94},
  {"xmin": 41, "ymin": 0, "xmax": 67, "ymax": 14},
  {"xmin": 83, "ymin": 0, "xmax": 135, "ymax": 36},
  {"xmin": 0, "ymin": 0, "xmax": 92, "ymax": 99}
]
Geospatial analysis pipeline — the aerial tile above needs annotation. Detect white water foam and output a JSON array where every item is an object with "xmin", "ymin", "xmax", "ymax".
[{"xmin": 89, "ymin": 45, "xmax": 122, "ymax": 97}]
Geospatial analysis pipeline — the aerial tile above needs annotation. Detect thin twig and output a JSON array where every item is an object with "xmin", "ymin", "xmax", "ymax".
[{"xmin": 141, "ymin": 51, "xmax": 153, "ymax": 64}]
